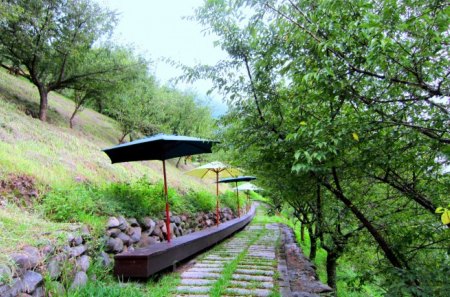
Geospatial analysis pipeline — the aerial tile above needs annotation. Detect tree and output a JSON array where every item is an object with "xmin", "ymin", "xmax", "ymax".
[
  {"xmin": 0, "ymin": 0, "xmax": 122, "ymax": 121},
  {"xmin": 188, "ymin": 0, "xmax": 449, "ymax": 295},
  {"xmin": 65, "ymin": 46, "xmax": 147, "ymax": 129}
]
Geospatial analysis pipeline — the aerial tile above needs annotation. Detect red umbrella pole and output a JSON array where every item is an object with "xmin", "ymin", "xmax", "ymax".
[
  {"xmin": 163, "ymin": 160, "xmax": 171, "ymax": 243},
  {"xmin": 216, "ymin": 171, "xmax": 219, "ymax": 227},
  {"xmin": 236, "ymin": 181, "xmax": 240, "ymax": 217}
]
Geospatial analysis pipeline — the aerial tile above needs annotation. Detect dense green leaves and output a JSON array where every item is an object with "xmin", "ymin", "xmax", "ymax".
[{"xmin": 189, "ymin": 0, "xmax": 449, "ymax": 295}]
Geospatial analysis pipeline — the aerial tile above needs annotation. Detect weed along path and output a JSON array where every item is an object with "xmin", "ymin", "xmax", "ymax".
[{"xmin": 171, "ymin": 205, "xmax": 332, "ymax": 297}]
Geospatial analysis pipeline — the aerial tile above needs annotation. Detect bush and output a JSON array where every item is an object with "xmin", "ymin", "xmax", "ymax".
[
  {"xmin": 184, "ymin": 190, "xmax": 216, "ymax": 213},
  {"xmin": 220, "ymin": 190, "xmax": 247, "ymax": 213}
]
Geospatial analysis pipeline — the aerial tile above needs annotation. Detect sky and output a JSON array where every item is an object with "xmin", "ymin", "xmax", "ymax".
[{"xmin": 102, "ymin": 0, "xmax": 229, "ymax": 117}]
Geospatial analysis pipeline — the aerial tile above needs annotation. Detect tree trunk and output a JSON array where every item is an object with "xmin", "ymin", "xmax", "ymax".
[
  {"xmin": 322, "ymin": 168, "xmax": 406, "ymax": 269},
  {"xmin": 118, "ymin": 132, "xmax": 129, "ymax": 144},
  {"xmin": 326, "ymin": 252, "xmax": 338, "ymax": 291},
  {"xmin": 37, "ymin": 86, "xmax": 48, "ymax": 121},
  {"xmin": 300, "ymin": 223, "xmax": 305, "ymax": 242},
  {"xmin": 69, "ymin": 104, "xmax": 82, "ymax": 129},
  {"xmin": 308, "ymin": 224, "xmax": 317, "ymax": 261}
]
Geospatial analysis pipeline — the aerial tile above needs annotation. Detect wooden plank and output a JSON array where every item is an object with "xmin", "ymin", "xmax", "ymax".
[{"xmin": 114, "ymin": 205, "xmax": 256, "ymax": 278}]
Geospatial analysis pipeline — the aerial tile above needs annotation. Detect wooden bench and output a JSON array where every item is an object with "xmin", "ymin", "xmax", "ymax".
[{"xmin": 114, "ymin": 205, "xmax": 256, "ymax": 278}]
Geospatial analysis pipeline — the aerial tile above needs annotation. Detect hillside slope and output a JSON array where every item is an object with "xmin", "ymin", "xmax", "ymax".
[{"xmin": 0, "ymin": 68, "xmax": 221, "ymax": 192}]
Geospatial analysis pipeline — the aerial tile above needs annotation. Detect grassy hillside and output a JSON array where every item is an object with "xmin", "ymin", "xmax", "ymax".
[
  {"xmin": 0, "ymin": 68, "xmax": 233, "ymax": 264},
  {"xmin": 0, "ymin": 68, "xmax": 224, "ymax": 191}
]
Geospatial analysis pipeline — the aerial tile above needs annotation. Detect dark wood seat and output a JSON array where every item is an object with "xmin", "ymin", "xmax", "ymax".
[{"xmin": 114, "ymin": 205, "xmax": 256, "ymax": 278}]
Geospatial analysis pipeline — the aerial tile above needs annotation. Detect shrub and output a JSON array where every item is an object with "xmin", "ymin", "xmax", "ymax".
[{"xmin": 184, "ymin": 190, "xmax": 216, "ymax": 213}]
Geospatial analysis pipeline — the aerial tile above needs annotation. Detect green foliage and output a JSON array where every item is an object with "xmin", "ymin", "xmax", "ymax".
[
  {"xmin": 0, "ymin": 0, "xmax": 120, "ymax": 121},
  {"xmin": 219, "ymin": 190, "xmax": 247, "ymax": 213},
  {"xmin": 184, "ymin": 189, "xmax": 216, "ymax": 213}
]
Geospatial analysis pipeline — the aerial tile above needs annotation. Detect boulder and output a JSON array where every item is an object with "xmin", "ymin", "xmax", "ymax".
[
  {"xmin": 21, "ymin": 271, "xmax": 43, "ymax": 294},
  {"xmin": 128, "ymin": 227, "xmax": 142, "ymax": 243},
  {"xmin": 69, "ymin": 245, "xmax": 87, "ymax": 258},
  {"xmin": 105, "ymin": 238, "xmax": 123, "ymax": 253},
  {"xmin": 117, "ymin": 216, "xmax": 128, "ymax": 231},
  {"xmin": 106, "ymin": 228, "xmax": 121, "ymax": 238},
  {"xmin": 0, "ymin": 264, "xmax": 11, "ymax": 285},
  {"xmin": 117, "ymin": 232, "xmax": 132, "ymax": 246},
  {"xmin": 205, "ymin": 219, "xmax": 213, "ymax": 227},
  {"xmin": 70, "ymin": 271, "xmax": 88, "ymax": 291},
  {"xmin": 46, "ymin": 257, "xmax": 61, "ymax": 280},
  {"xmin": 141, "ymin": 217, "xmax": 156, "ymax": 233},
  {"xmin": 174, "ymin": 226, "xmax": 182, "ymax": 237},
  {"xmin": 10, "ymin": 253, "xmax": 34, "ymax": 272},
  {"xmin": 76, "ymin": 255, "xmax": 90, "ymax": 272},
  {"xmin": 180, "ymin": 214, "xmax": 188, "ymax": 222},
  {"xmin": 98, "ymin": 252, "xmax": 111, "ymax": 267},
  {"xmin": 127, "ymin": 218, "xmax": 139, "ymax": 227},
  {"xmin": 31, "ymin": 286, "xmax": 45, "ymax": 297},
  {"xmin": 172, "ymin": 216, "xmax": 182, "ymax": 226},
  {"xmin": 161, "ymin": 223, "xmax": 175, "ymax": 240},
  {"xmin": 152, "ymin": 225, "xmax": 164, "ymax": 240},
  {"xmin": 40, "ymin": 245, "xmax": 54, "ymax": 257},
  {"xmin": 106, "ymin": 217, "xmax": 120, "ymax": 229},
  {"xmin": 137, "ymin": 233, "xmax": 157, "ymax": 248}
]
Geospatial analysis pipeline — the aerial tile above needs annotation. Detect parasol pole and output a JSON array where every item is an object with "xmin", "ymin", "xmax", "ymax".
[
  {"xmin": 216, "ymin": 171, "xmax": 219, "ymax": 227},
  {"xmin": 236, "ymin": 181, "xmax": 240, "ymax": 217},
  {"xmin": 246, "ymin": 191, "xmax": 250, "ymax": 212},
  {"xmin": 163, "ymin": 160, "xmax": 171, "ymax": 243}
]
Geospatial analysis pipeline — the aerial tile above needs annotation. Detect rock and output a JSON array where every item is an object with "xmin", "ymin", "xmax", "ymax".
[
  {"xmin": 161, "ymin": 223, "xmax": 175, "ymax": 240},
  {"xmin": 76, "ymin": 255, "xmax": 90, "ymax": 272},
  {"xmin": 106, "ymin": 217, "xmax": 120, "ymax": 229},
  {"xmin": 48, "ymin": 282, "xmax": 65, "ymax": 296},
  {"xmin": 180, "ymin": 215, "xmax": 188, "ymax": 222},
  {"xmin": 68, "ymin": 234, "xmax": 83, "ymax": 247},
  {"xmin": 172, "ymin": 216, "xmax": 182, "ymax": 226},
  {"xmin": 156, "ymin": 220, "xmax": 165, "ymax": 228},
  {"xmin": 105, "ymin": 237, "xmax": 123, "ymax": 253},
  {"xmin": 69, "ymin": 245, "xmax": 87, "ymax": 258},
  {"xmin": 128, "ymin": 246, "xmax": 135, "ymax": 252},
  {"xmin": 41, "ymin": 245, "xmax": 54, "ymax": 256},
  {"xmin": 106, "ymin": 228, "xmax": 121, "ymax": 238},
  {"xmin": 117, "ymin": 232, "xmax": 132, "ymax": 246},
  {"xmin": 174, "ymin": 226, "xmax": 182, "ymax": 237},
  {"xmin": 98, "ymin": 252, "xmax": 111, "ymax": 267},
  {"xmin": 80, "ymin": 225, "xmax": 90, "ymax": 236},
  {"xmin": 128, "ymin": 226, "xmax": 142, "ymax": 243},
  {"xmin": 21, "ymin": 271, "xmax": 43, "ymax": 294},
  {"xmin": 31, "ymin": 286, "xmax": 45, "ymax": 297},
  {"xmin": 137, "ymin": 233, "xmax": 157, "ymax": 248},
  {"xmin": 205, "ymin": 219, "xmax": 213, "ymax": 227},
  {"xmin": 0, "ymin": 277, "xmax": 22, "ymax": 297},
  {"xmin": 46, "ymin": 257, "xmax": 61, "ymax": 280},
  {"xmin": 70, "ymin": 271, "xmax": 88, "ymax": 290},
  {"xmin": 152, "ymin": 235, "xmax": 161, "ymax": 243},
  {"xmin": 128, "ymin": 218, "xmax": 139, "ymax": 227},
  {"xmin": 10, "ymin": 253, "xmax": 33, "ymax": 272},
  {"xmin": 117, "ymin": 216, "xmax": 128, "ymax": 231},
  {"xmin": 151, "ymin": 225, "xmax": 162, "ymax": 238},
  {"xmin": 18, "ymin": 293, "xmax": 33, "ymax": 297},
  {"xmin": 141, "ymin": 217, "xmax": 156, "ymax": 233},
  {"xmin": 0, "ymin": 264, "xmax": 11, "ymax": 284}
]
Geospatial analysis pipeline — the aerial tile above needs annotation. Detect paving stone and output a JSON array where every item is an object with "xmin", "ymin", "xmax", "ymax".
[
  {"xmin": 193, "ymin": 263, "xmax": 223, "ymax": 268},
  {"xmin": 225, "ymin": 287, "xmax": 272, "ymax": 297},
  {"xmin": 181, "ymin": 272, "xmax": 221, "ymax": 279},
  {"xmin": 235, "ymin": 269, "xmax": 274, "ymax": 276},
  {"xmin": 230, "ymin": 280, "xmax": 274, "ymax": 289},
  {"xmin": 232, "ymin": 274, "xmax": 273, "ymax": 282},
  {"xmin": 180, "ymin": 279, "xmax": 215, "ymax": 286},
  {"xmin": 188, "ymin": 267, "xmax": 222, "ymax": 273},
  {"xmin": 176, "ymin": 286, "xmax": 210, "ymax": 293}
]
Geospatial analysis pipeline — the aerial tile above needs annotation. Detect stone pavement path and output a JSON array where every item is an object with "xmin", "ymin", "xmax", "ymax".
[{"xmin": 174, "ymin": 220, "xmax": 285, "ymax": 297}]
